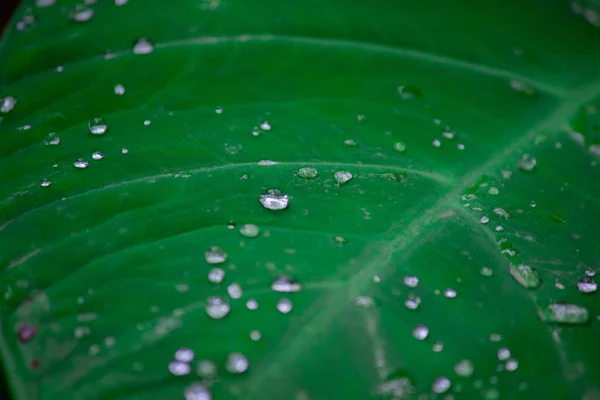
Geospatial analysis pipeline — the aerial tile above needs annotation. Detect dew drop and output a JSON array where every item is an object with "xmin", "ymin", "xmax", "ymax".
[
  {"xmin": 457, "ymin": 143, "xmax": 465, "ymax": 150},
  {"xmin": 249, "ymin": 330, "xmax": 261, "ymax": 341},
  {"xmin": 184, "ymin": 383, "xmax": 212, "ymax": 400},
  {"xmin": 442, "ymin": 129, "xmax": 455, "ymax": 139},
  {"xmin": 394, "ymin": 142, "xmax": 406, "ymax": 152},
  {"xmin": 554, "ymin": 279, "xmax": 566, "ymax": 290},
  {"xmin": 205, "ymin": 296, "xmax": 230, "ymax": 319},
  {"xmin": 444, "ymin": 288, "xmax": 457, "ymax": 298},
  {"xmin": 432, "ymin": 341, "xmax": 444, "ymax": 352},
  {"xmin": 403, "ymin": 275, "xmax": 419, "ymax": 288},
  {"xmin": 227, "ymin": 283, "xmax": 242, "ymax": 299},
  {"xmin": 74, "ymin": 158, "xmax": 88, "ymax": 169},
  {"xmin": 538, "ymin": 302, "xmax": 589, "ymax": 324},
  {"xmin": 133, "ymin": 37, "xmax": 154, "ymax": 54},
  {"xmin": 480, "ymin": 266, "xmax": 494, "ymax": 277},
  {"xmin": 169, "ymin": 361, "xmax": 191, "ymax": 376},
  {"xmin": 204, "ymin": 246, "xmax": 227, "ymax": 264},
  {"xmin": 92, "ymin": 151, "xmax": 104, "ymax": 161},
  {"xmin": 530, "ymin": 200, "xmax": 537, "ymax": 208},
  {"xmin": 215, "ymin": 107, "xmax": 223, "ymax": 115},
  {"xmin": 404, "ymin": 295, "xmax": 421, "ymax": 310},
  {"xmin": 509, "ymin": 264, "xmax": 541, "ymax": 289},
  {"xmin": 518, "ymin": 154, "xmax": 537, "ymax": 172},
  {"xmin": 44, "ymin": 132, "xmax": 60, "ymax": 145},
  {"xmin": 354, "ymin": 295, "xmax": 376, "ymax": 308},
  {"xmin": 577, "ymin": 277, "xmax": 597, "ymax": 293},
  {"xmin": 1, "ymin": 96, "xmax": 17, "ymax": 113},
  {"xmin": 226, "ymin": 220, "xmax": 236, "ymax": 229},
  {"xmin": 259, "ymin": 189, "xmax": 289, "ymax": 210},
  {"xmin": 454, "ymin": 360, "xmax": 474, "ymax": 377},
  {"xmin": 40, "ymin": 178, "xmax": 52, "ymax": 187},
  {"xmin": 397, "ymin": 84, "xmax": 422, "ymax": 99},
  {"xmin": 505, "ymin": 358, "xmax": 519, "ymax": 371},
  {"xmin": 225, "ymin": 353, "xmax": 248, "ymax": 374},
  {"xmin": 585, "ymin": 268, "xmax": 596, "ymax": 277},
  {"xmin": 490, "ymin": 333, "xmax": 502, "ymax": 342},
  {"xmin": 207, "ymin": 268, "xmax": 225, "ymax": 284},
  {"xmin": 246, "ymin": 299, "xmax": 258, "ymax": 310},
  {"xmin": 432, "ymin": 376, "xmax": 451, "ymax": 394},
  {"xmin": 334, "ymin": 171, "xmax": 353, "ymax": 185},
  {"xmin": 497, "ymin": 348, "xmax": 510, "ymax": 360},
  {"xmin": 196, "ymin": 360, "xmax": 217, "ymax": 378},
  {"xmin": 432, "ymin": 139, "xmax": 441, "ymax": 147},
  {"xmin": 277, "ymin": 298, "xmax": 293, "ymax": 314},
  {"xmin": 115, "ymin": 0, "xmax": 128, "ymax": 5},
  {"xmin": 488, "ymin": 187, "xmax": 499, "ymax": 195},
  {"xmin": 88, "ymin": 117, "xmax": 107, "ymax": 135},
  {"xmin": 239, "ymin": 223, "xmax": 260, "ymax": 238},
  {"xmin": 334, "ymin": 235, "xmax": 349, "ymax": 245},
  {"xmin": 260, "ymin": 121, "xmax": 271, "ymax": 130},
  {"xmin": 175, "ymin": 348, "xmax": 195, "ymax": 362},
  {"xmin": 70, "ymin": 7, "xmax": 94, "ymax": 22},
  {"xmin": 480, "ymin": 216, "xmax": 490, "ymax": 224},
  {"xmin": 271, "ymin": 275, "xmax": 302, "ymax": 293},
  {"xmin": 114, "ymin": 84, "xmax": 125, "ymax": 95},
  {"xmin": 121, "ymin": 148, "xmax": 129, "ymax": 154},
  {"xmin": 296, "ymin": 167, "xmax": 319, "ymax": 179},
  {"xmin": 412, "ymin": 325, "xmax": 429, "ymax": 340}
]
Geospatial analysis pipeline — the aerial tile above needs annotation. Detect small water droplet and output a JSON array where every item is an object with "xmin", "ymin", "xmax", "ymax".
[
  {"xmin": 538, "ymin": 302, "xmax": 589, "ymax": 324},
  {"xmin": 495, "ymin": 225, "xmax": 504, "ymax": 232},
  {"xmin": 227, "ymin": 283, "xmax": 243, "ymax": 299},
  {"xmin": 184, "ymin": 383, "xmax": 212, "ymax": 400},
  {"xmin": 397, "ymin": 84, "xmax": 422, "ymax": 99},
  {"xmin": 432, "ymin": 376, "xmax": 451, "ymax": 394},
  {"xmin": 215, "ymin": 107, "xmax": 223, "ymax": 115},
  {"xmin": 529, "ymin": 200, "xmax": 537, "ymax": 208},
  {"xmin": 169, "ymin": 361, "xmax": 191, "ymax": 376},
  {"xmin": 554, "ymin": 279, "xmax": 566, "ymax": 290},
  {"xmin": 143, "ymin": 120, "xmax": 151, "ymax": 126},
  {"xmin": 432, "ymin": 139, "xmax": 441, "ymax": 147},
  {"xmin": 412, "ymin": 325, "xmax": 429, "ymax": 340},
  {"xmin": 404, "ymin": 295, "xmax": 421, "ymax": 310},
  {"xmin": 70, "ymin": 7, "xmax": 94, "ymax": 22},
  {"xmin": 44, "ymin": 132, "xmax": 60, "ymax": 145},
  {"xmin": 250, "ymin": 330, "xmax": 261, "ymax": 341},
  {"xmin": 454, "ymin": 360, "xmax": 474, "ymax": 377},
  {"xmin": 205, "ymin": 296, "xmax": 230, "ymax": 319},
  {"xmin": 175, "ymin": 348, "xmax": 195, "ymax": 362},
  {"xmin": 497, "ymin": 348, "xmax": 510, "ymax": 360},
  {"xmin": 205, "ymin": 246, "xmax": 227, "ymax": 264},
  {"xmin": 577, "ymin": 277, "xmax": 597, "ymax": 293},
  {"xmin": 403, "ymin": 275, "xmax": 419, "ymax": 288},
  {"xmin": 246, "ymin": 299, "xmax": 258, "ymax": 310},
  {"xmin": 121, "ymin": 148, "xmax": 129, "ymax": 154},
  {"xmin": 480, "ymin": 266, "xmax": 494, "ymax": 277},
  {"xmin": 518, "ymin": 154, "xmax": 537, "ymax": 172},
  {"xmin": 444, "ymin": 288, "xmax": 457, "ymax": 298},
  {"xmin": 334, "ymin": 171, "xmax": 353, "ymax": 185},
  {"xmin": 277, "ymin": 298, "xmax": 293, "ymax": 314},
  {"xmin": 239, "ymin": 224, "xmax": 260, "ymax": 238},
  {"xmin": 133, "ymin": 37, "xmax": 154, "ymax": 54},
  {"xmin": 208, "ymin": 268, "xmax": 225, "ymax": 284},
  {"xmin": 354, "ymin": 295, "xmax": 376, "ymax": 308},
  {"xmin": 271, "ymin": 275, "xmax": 302, "ymax": 293},
  {"xmin": 344, "ymin": 139, "xmax": 359, "ymax": 147},
  {"xmin": 92, "ymin": 151, "xmax": 104, "ymax": 160},
  {"xmin": 1, "ymin": 96, "xmax": 17, "ymax": 113},
  {"xmin": 505, "ymin": 358, "xmax": 519, "ymax": 371},
  {"xmin": 296, "ymin": 167, "xmax": 319, "ymax": 179},
  {"xmin": 259, "ymin": 189, "xmax": 289, "ymax": 210},
  {"xmin": 334, "ymin": 236, "xmax": 348, "ymax": 245},
  {"xmin": 40, "ymin": 178, "xmax": 52, "ymax": 187},
  {"xmin": 394, "ymin": 142, "xmax": 406, "ymax": 152},
  {"xmin": 432, "ymin": 341, "xmax": 444, "ymax": 352},
  {"xmin": 260, "ymin": 121, "xmax": 271, "ymax": 131},
  {"xmin": 88, "ymin": 117, "xmax": 107, "ymax": 135},
  {"xmin": 114, "ymin": 84, "xmax": 125, "ymax": 95},
  {"xmin": 115, "ymin": 0, "xmax": 128, "ymax": 5},
  {"xmin": 74, "ymin": 158, "xmax": 88, "ymax": 169},
  {"xmin": 585, "ymin": 268, "xmax": 596, "ymax": 277},
  {"xmin": 510, "ymin": 264, "xmax": 541, "ymax": 289},
  {"xmin": 442, "ymin": 129, "xmax": 455, "ymax": 139},
  {"xmin": 457, "ymin": 143, "xmax": 465, "ymax": 150},
  {"xmin": 225, "ymin": 353, "xmax": 248, "ymax": 374},
  {"xmin": 196, "ymin": 360, "xmax": 217, "ymax": 378},
  {"xmin": 488, "ymin": 187, "xmax": 499, "ymax": 195},
  {"xmin": 480, "ymin": 216, "xmax": 490, "ymax": 224},
  {"xmin": 490, "ymin": 333, "xmax": 502, "ymax": 342}
]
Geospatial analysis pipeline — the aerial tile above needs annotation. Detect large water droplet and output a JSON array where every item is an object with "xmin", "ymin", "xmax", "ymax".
[
  {"xmin": 296, "ymin": 167, "xmax": 319, "ymax": 180},
  {"xmin": 175, "ymin": 348, "xmax": 195, "ymax": 362},
  {"xmin": 509, "ymin": 264, "xmax": 541, "ymax": 289},
  {"xmin": 169, "ymin": 361, "xmax": 191, "ymax": 376},
  {"xmin": 403, "ymin": 275, "xmax": 419, "ymax": 288},
  {"xmin": 454, "ymin": 360, "xmax": 474, "ymax": 377},
  {"xmin": 585, "ymin": 268, "xmax": 596, "ymax": 277},
  {"xmin": 259, "ymin": 189, "xmax": 289, "ymax": 210},
  {"xmin": 276, "ymin": 298, "xmax": 292, "ymax": 314},
  {"xmin": 184, "ymin": 383, "xmax": 212, "ymax": 400},
  {"xmin": 239, "ymin": 224, "xmax": 260, "ymax": 238},
  {"xmin": 225, "ymin": 353, "xmax": 248, "ymax": 374},
  {"xmin": 208, "ymin": 268, "xmax": 225, "ymax": 284},
  {"xmin": 260, "ymin": 121, "xmax": 271, "ymax": 131},
  {"xmin": 204, "ymin": 246, "xmax": 227, "ymax": 264},
  {"xmin": 271, "ymin": 275, "xmax": 302, "ymax": 293},
  {"xmin": 133, "ymin": 38, "xmax": 154, "ymax": 54},
  {"xmin": 88, "ymin": 117, "xmax": 107, "ymax": 135},
  {"xmin": 227, "ymin": 283, "xmax": 243, "ymax": 299},
  {"xmin": 412, "ymin": 325, "xmax": 429, "ymax": 340},
  {"xmin": 334, "ymin": 171, "xmax": 353, "ymax": 185},
  {"xmin": 44, "ymin": 132, "xmax": 60, "ymax": 145},
  {"xmin": 0, "ymin": 96, "xmax": 17, "ymax": 113},
  {"xmin": 432, "ymin": 377, "xmax": 451, "ymax": 394},
  {"xmin": 205, "ymin": 296, "xmax": 230, "ymax": 319},
  {"xmin": 538, "ymin": 303, "xmax": 589, "ymax": 324},
  {"xmin": 577, "ymin": 277, "xmax": 597, "ymax": 293},
  {"xmin": 518, "ymin": 154, "xmax": 537, "ymax": 172},
  {"xmin": 497, "ymin": 348, "xmax": 510, "ymax": 360},
  {"xmin": 74, "ymin": 158, "xmax": 89, "ymax": 169}
]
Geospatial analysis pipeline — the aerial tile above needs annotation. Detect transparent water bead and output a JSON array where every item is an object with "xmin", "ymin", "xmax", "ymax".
[
  {"xmin": 577, "ymin": 277, "xmax": 597, "ymax": 293},
  {"xmin": 74, "ymin": 158, "xmax": 89, "ymax": 169},
  {"xmin": 444, "ymin": 288, "xmax": 457, "ymax": 298},
  {"xmin": 554, "ymin": 279, "xmax": 566, "ymax": 290},
  {"xmin": 184, "ymin": 383, "xmax": 212, "ymax": 400},
  {"xmin": 586, "ymin": 268, "xmax": 596, "ymax": 277},
  {"xmin": 354, "ymin": 296, "xmax": 376, "ymax": 308},
  {"xmin": 404, "ymin": 295, "xmax": 421, "ymax": 310},
  {"xmin": 0, "ymin": 96, "xmax": 17, "ymax": 113},
  {"xmin": 518, "ymin": 153, "xmax": 537, "ymax": 172},
  {"xmin": 250, "ymin": 330, "xmax": 262, "ymax": 341},
  {"xmin": 175, "ymin": 348, "xmax": 195, "ymax": 362},
  {"xmin": 296, "ymin": 167, "xmax": 319, "ymax": 179},
  {"xmin": 208, "ymin": 268, "xmax": 225, "ymax": 284},
  {"xmin": 259, "ymin": 189, "xmax": 289, "ymax": 210},
  {"xmin": 133, "ymin": 37, "xmax": 154, "ymax": 54},
  {"xmin": 239, "ymin": 224, "xmax": 260, "ymax": 238},
  {"xmin": 40, "ymin": 179, "xmax": 52, "ymax": 187},
  {"xmin": 412, "ymin": 325, "xmax": 429, "ymax": 340},
  {"xmin": 271, "ymin": 275, "xmax": 302, "ymax": 293},
  {"xmin": 344, "ymin": 139, "xmax": 359, "ymax": 147},
  {"xmin": 196, "ymin": 360, "xmax": 217, "ymax": 378},
  {"xmin": 92, "ymin": 151, "xmax": 104, "ymax": 160},
  {"xmin": 538, "ymin": 303, "xmax": 589, "ymax": 324},
  {"xmin": 394, "ymin": 142, "xmax": 406, "ymax": 152},
  {"xmin": 276, "ymin": 298, "xmax": 292, "ymax": 314},
  {"xmin": 403, "ymin": 275, "xmax": 419, "ymax": 288},
  {"xmin": 121, "ymin": 148, "xmax": 129, "ymax": 154},
  {"xmin": 260, "ymin": 121, "xmax": 271, "ymax": 130},
  {"xmin": 480, "ymin": 215, "xmax": 490, "ymax": 224},
  {"xmin": 204, "ymin": 246, "xmax": 227, "ymax": 264},
  {"xmin": 497, "ymin": 348, "xmax": 510, "ymax": 360},
  {"xmin": 432, "ymin": 341, "xmax": 444, "ymax": 352},
  {"xmin": 227, "ymin": 283, "xmax": 243, "ymax": 299},
  {"xmin": 44, "ymin": 132, "xmax": 60, "ymax": 145},
  {"xmin": 334, "ymin": 171, "xmax": 353, "ymax": 185},
  {"xmin": 114, "ymin": 84, "xmax": 125, "ymax": 95},
  {"xmin": 509, "ymin": 264, "xmax": 540, "ymax": 289},
  {"xmin": 246, "ymin": 299, "xmax": 259, "ymax": 310},
  {"xmin": 505, "ymin": 358, "xmax": 519, "ymax": 372},
  {"xmin": 205, "ymin": 296, "xmax": 230, "ymax": 319},
  {"xmin": 88, "ymin": 117, "xmax": 107, "ymax": 135},
  {"xmin": 169, "ymin": 361, "xmax": 191, "ymax": 376},
  {"xmin": 488, "ymin": 187, "xmax": 499, "ymax": 195},
  {"xmin": 225, "ymin": 353, "xmax": 248, "ymax": 374},
  {"xmin": 454, "ymin": 359, "xmax": 474, "ymax": 377},
  {"xmin": 432, "ymin": 376, "xmax": 451, "ymax": 394},
  {"xmin": 480, "ymin": 267, "xmax": 494, "ymax": 277},
  {"xmin": 70, "ymin": 7, "xmax": 94, "ymax": 22}
]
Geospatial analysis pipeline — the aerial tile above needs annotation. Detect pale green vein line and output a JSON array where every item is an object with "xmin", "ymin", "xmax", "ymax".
[
  {"xmin": 0, "ymin": 161, "xmax": 452, "ymax": 231},
  {"xmin": 241, "ymin": 80, "xmax": 600, "ymax": 398}
]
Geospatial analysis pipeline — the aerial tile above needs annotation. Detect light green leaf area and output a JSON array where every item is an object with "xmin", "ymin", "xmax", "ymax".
[{"xmin": 1, "ymin": 0, "xmax": 600, "ymax": 399}]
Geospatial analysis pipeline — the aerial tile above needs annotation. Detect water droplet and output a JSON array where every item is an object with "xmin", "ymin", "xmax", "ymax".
[
  {"xmin": 121, "ymin": 148, "xmax": 129, "ymax": 154},
  {"xmin": 271, "ymin": 275, "xmax": 302, "ymax": 293},
  {"xmin": 114, "ymin": 84, "xmax": 125, "ymax": 95},
  {"xmin": 480, "ymin": 216, "xmax": 490, "ymax": 224},
  {"xmin": 260, "ymin": 121, "xmax": 271, "ymax": 130},
  {"xmin": 585, "ymin": 268, "xmax": 596, "ymax": 277},
  {"xmin": 250, "ymin": 330, "xmax": 261, "ymax": 341},
  {"xmin": 133, "ymin": 37, "xmax": 154, "ymax": 54},
  {"xmin": 488, "ymin": 187, "xmax": 499, "ymax": 195},
  {"xmin": 239, "ymin": 224, "xmax": 260, "ymax": 238},
  {"xmin": 44, "ymin": 132, "xmax": 60, "ymax": 145},
  {"xmin": 397, "ymin": 84, "xmax": 422, "ymax": 99},
  {"xmin": 115, "ymin": 0, "xmax": 128, "ymax": 5},
  {"xmin": 442, "ymin": 129, "xmax": 455, "ymax": 139},
  {"xmin": 196, "ymin": 360, "xmax": 217, "ymax": 378},
  {"xmin": 510, "ymin": 80, "xmax": 537, "ymax": 97},
  {"xmin": 184, "ymin": 383, "xmax": 212, "ymax": 400},
  {"xmin": 432, "ymin": 139, "xmax": 441, "ymax": 147},
  {"xmin": 457, "ymin": 143, "xmax": 465, "ymax": 150},
  {"xmin": 412, "ymin": 325, "xmax": 429, "ymax": 340},
  {"xmin": 518, "ymin": 154, "xmax": 537, "ymax": 172},
  {"xmin": 495, "ymin": 225, "xmax": 504, "ymax": 232},
  {"xmin": 90, "ymin": 151, "xmax": 104, "ymax": 161},
  {"xmin": 505, "ymin": 358, "xmax": 519, "ymax": 371},
  {"xmin": 225, "ymin": 352, "xmax": 248, "ymax": 374},
  {"xmin": 403, "ymin": 275, "xmax": 419, "ymax": 288},
  {"xmin": 215, "ymin": 107, "xmax": 223, "ymax": 115},
  {"xmin": 277, "ymin": 298, "xmax": 293, "ymax": 314},
  {"xmin": 207, "ymin": 268, "xmax": 225, "ymax": 284},
  {"xmin": 246, "ymin": 299, "xmax": 258, "ymax": 310},
  {"xmin": 259, "ymin": 189, "xmax": 289, "ymax": 210},
  {"xmin": 227, "ymin": 283, "xmax": 242, "ymax": 299},
  {"xmin": 530, "ymin": 200, "xmax": 537, "ymax": 208},
  {"xmin": 334, "ymin": 236, "xmax": 349, "ymax": 245},
  {"xmin": 257, "ymin": 160, "xmax": 277, "ymax": 166},
  {"xmin": 454, "ymin": 360, "xmax": 474, "ymax": 377},
  {"xmin": 375, "ymin": 376, "xmax": 415, "ymax": 399},
  {"xmin": 480, "ymin": 267, "xmax": 494, "ymax": 277},
  {"xmin": 175, "ymin": 348, "xmax": 195, "ymax": 362},
  {"xmin": 334, "ymin": 171, "xmax": 353, "ymax": 185},
  {"xmin": 497, "ymin": 348, "xmax": 510, "ymax": 360},
  {"xmin": 74, "ymin": 158, "xmax": 89, "ymax": 169},
  {"xmin": 509, "ymin": 264, "xmax": 541, "ymax": 289},
  {"xmin": 554, "ymin": 279, "xmax": 565, "ymax": 290},
  {"xmin": 1, "ymin": 96, "xmax": 17, "ymax": 113},
  {"xmin": 88, "ymin": 117, "xmax": 107, "ymax": 135},
  {"xmin": 169, "ymin": 361, "xmax": 191, "ymax": 376},
  {"xmin": 432, "ymin": 376, "xmax": 451, "ymax": 394},
  {"xmin": 143, "ymin": 120, "xmax": 151, "ymax": 126},
  {"xmin": 444, "ymin": 288, "xmax": 457, "ymax": 298},
  {"xmin": 204, "ymin": 246, "xmax": 227, "ymax": 264},
  {"xmin": 70, "ymin": 7, "xmax": 94, "ymax": 22},
  {"xmin": 577, "ymin": 277, "xmax": 597, "ymax": 293},
  {"xmin": 354, "ymin": 295, "xmax": 376, "ymax": 308},
  {"xmin": 296, "ymin": 167, "xmax": 319, "ymax": 179},
  {"xmin": 494, "ymin": 208, "xmax": 511, "ymax": 219},
  {"xmin": 394, "ymin": 142, "xmax": 406, "ymax": 152},
  {"xmin": 36, "ymin": 0, "xmax": 56, "ymax": 7},
  {"xmin": 17, "ymin": 324, "xmax": 38, "ymax": 343},
  {"xmin": 432, "ymin": 341, "xmax": 444, "ymax": 352},
  {"xmin": 205, "ymin": 296, "xmax": 230, "ymax": 319},
  {"xmin": 404, "ymin": 295, "xmax": 421, "ymax": 310},
  {"xmin": 40, "ymin": 178, "xmax": 52, "ymax": 187},
  {"xmin": 538, "ymin": 303, "xmax": 589, "ymax": 324}
]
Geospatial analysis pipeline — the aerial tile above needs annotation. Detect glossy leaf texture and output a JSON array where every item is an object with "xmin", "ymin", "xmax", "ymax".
[{"xmin": 1, "ymin": 0, "xmax": 600, "ymax": 399}]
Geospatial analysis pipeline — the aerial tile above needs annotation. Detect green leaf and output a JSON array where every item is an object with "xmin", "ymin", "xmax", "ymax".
[{"xmin": 1, "ymin": 1, "xmax": 600, "ymax": 399}]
